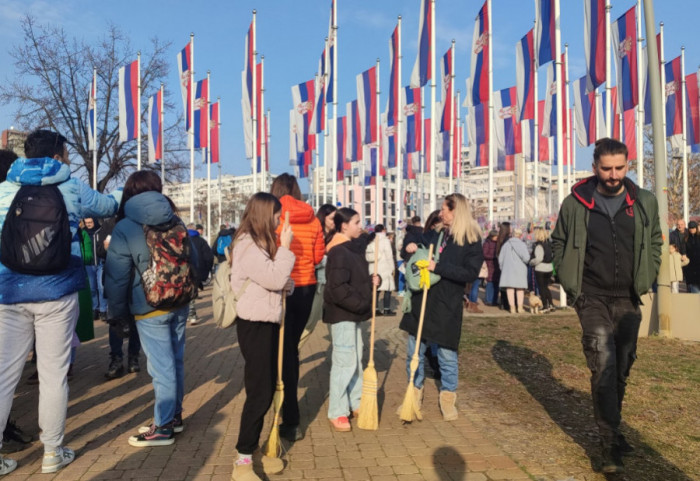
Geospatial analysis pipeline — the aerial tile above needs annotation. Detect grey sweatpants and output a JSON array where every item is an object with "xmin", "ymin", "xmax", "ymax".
[{"xmin": 0, "ymin": 292, "xmax": 78, "ymax": 453}]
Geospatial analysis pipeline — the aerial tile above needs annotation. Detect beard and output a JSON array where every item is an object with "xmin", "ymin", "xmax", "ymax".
[{"xmin": 596, "ymin": 176, "xmax": 624, "ymax": 195}]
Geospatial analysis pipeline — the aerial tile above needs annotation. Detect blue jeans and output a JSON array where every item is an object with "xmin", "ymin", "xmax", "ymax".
[
  {"xmin": 86, "ymin": 262, "xmax": 107, "ymax": 313},
  {"xmin": 406, "ymin": 334, "xmax": 458, "ymax": 392},
  {"xmin": 688, "ymin": 283, "xmax": 700, "ymax": 293},
  {"xmin": 485, "ymin": 281, "xmax": 498, "ymax": 305},
  {"xmin": 468, "ymin": 281, "xmax": 480, "ymax": 303},
  {"xmin": 135, "ymin": 306, "xmax": 188, "ymax": 426},
  {"xmin": 328, "ymin": 322, "xmax": 363, "ymax": 419},
  {"xmin": 109, "ymin": 322, "xmax": 141, "ymax": 359}
]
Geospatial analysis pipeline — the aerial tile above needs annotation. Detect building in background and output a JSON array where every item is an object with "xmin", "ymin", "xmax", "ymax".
[{"xmin": 1, "ymin": 129, "xmax": 28, "ymax": 157}]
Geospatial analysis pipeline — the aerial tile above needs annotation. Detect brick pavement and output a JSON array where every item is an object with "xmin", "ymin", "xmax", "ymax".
[{"xmin": 3, "ymin": 289, "xmax": 575, "ymax": 481}]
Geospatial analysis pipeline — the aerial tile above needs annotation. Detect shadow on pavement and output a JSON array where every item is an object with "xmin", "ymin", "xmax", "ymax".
[
  {"xmin": 432, "ymin": 445, "xmax": 466, "ymax": 480},
  {"xmin": 491, "ymin": 340, "xmax": 693, "ymax": 481}
]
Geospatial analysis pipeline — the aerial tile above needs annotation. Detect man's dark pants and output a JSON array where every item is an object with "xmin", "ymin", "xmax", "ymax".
[{"xmin": 574, "ymin": 294, "xmax": 641, "ymax": 447}]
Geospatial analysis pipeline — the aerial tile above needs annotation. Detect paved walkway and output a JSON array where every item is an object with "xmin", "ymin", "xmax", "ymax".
[{"xmin": 4, "ymin": 289, "xmax": 571, "ymax": 481}]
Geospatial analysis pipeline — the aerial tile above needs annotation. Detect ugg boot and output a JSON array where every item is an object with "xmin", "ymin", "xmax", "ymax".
[
  {"xmin": 439, "ymin": 391, "xmax": 458, "ymax": 421},
  {"xmin": 231, "ymin": 459, "xmax": 261, "ymax": 481},
  {"xmin": 396, "ymin": 386, "xmax": 424, "ymax": 415},
  {"xmin": 509, "ymin": 306, "xmax": 516, "ymax": 314},
  {"xmin": 252, "ymin": 449, "xmax": 284, "ymax": 474}
]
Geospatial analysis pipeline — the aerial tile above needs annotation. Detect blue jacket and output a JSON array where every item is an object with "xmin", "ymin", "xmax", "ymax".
[
  {"xmin": 104, "ymin": 191, "xmax": 182, "ymax": 319},
  {"xmin": 0, "ymin": 157, "xmax": 120, "ymax": 304}
]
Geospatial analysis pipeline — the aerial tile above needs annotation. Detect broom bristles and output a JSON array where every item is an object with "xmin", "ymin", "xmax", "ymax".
[
  {"xmin": 357, "ymin": 363, "xmax": 378, "ymax": 430},
  {"xmin": 398, "ymin": 383, "xmax": 418, "ymax": 422},
  {"xmin": 263, "ymin": 424, "xmax": 281, "ymax": 457}
]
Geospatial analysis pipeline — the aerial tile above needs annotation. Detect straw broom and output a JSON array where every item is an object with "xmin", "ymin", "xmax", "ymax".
[
  {"xmin": 399, "ymin": 244, "xmax": 434, "ymax": 423},
  {"xmin": 264, "ymin": 212, "xmax": 290, "ymax": 457},
  {"xmin": 358, "ymin": 237, "xmax": 380, "ymax": 430}
]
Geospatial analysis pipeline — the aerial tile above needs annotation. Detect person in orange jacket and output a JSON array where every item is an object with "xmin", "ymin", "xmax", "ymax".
[{"xmin": 270, "ymin": 174, "xmax": 325, "ymax": 441}]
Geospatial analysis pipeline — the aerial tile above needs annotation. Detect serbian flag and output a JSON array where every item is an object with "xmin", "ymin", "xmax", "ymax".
[
  {"xmin": 494, "ymin": 87, "xmax": 521, "ymax": 161},
  {"xmin": 243, "ymin": 21, "xmax": 255, "ymax": 117},
  {"xmin": 356, "ymin": 66, "xmax": 378, "ymax": 145},
  {"xmin": 210, "ymin": 101, "xmax": 220, "ymax": 164},
  {"xmin": 611, "ymin": 7, "xmax": 639, "ymax": 112},
  {"xmin": 516, "ymin": 29, "xmax": 535, "ymax": 122},
  {"xmin": 573, "ymin": 75, "xmax": 597, "ymax": 146},
  {"xmin": 665, "ymin": 56, "xmax": 683, "ymax": 137},
  {"xmin": 623, "ymin": 108, "xmax": 637, "ymax": 160},
  {"xmin": 410, "ymin": 0, "xmax": 431, "ymax": 88},
  {"xmin": 641, "ymin": 35, "xmax": 662, "ymax": 125},
  {"xmin": 424, "ymin": 118, "xmax": 432, "ymax": 173},
  {"xmin": 387, "ymin": 25, "xmax": 400, "ymax": 168},
  {"xmin": 346, "ymin": 101, "xmax": 358, "ymax": 162},
  {"xmin": 467, "ymin": 103, "xmax": 489, "ymax": 167},
  {"xmin": 535, "ymin": 0, "xmax": 554, "ymax": 65},
  {"xmin": 584, "ymin": 0, "xmax": 606, "ymax": 92},
  {"xmin": 537, "ymin": 100, "xmax": 550, "ymax": 161},
  {"xmin": 440, "ymin": 48, "xmax": 453, "ymax": 132},
  {"xmin": 542, "ymin": 54, "xmax": 568, "ymax": 138},
  {"xmin": 118, "ymin": 59, "xmax": 138, "ymax": 143},
  {"xmin": 383, "ymin": 114, "xmax": 398, "ymax": 169},
  {"xmin": 686, "ymin": 72, "xmax": 700, "ymax": 147},
  {"xmin": 177, "ymin": 42, "xmax": 192, "ymax": 132},
  {"xmin": 147, "ymin": 90, "xmax": 162, "ymax": 163},
  {"xmin": 469, "ymin": 1, "xmax": 490, "ymax": 106},
  {"xmin": 326, "ymin": 0, "xmax": 336, "ymax": 102},
  {"xmin": 402, "ymin": 87, "xmax": 422, "ymax": 153},
  {"xmin": 193, "ymin": 78, "xmax": 208, "ymax": 149},
  {"xmin": 291, "ymin": 79, "xmax": 315, "ymax": 152},
  {"xmin": 337, "ymin": 116, "xmax": 349, "ymax": 179},
  {"xmin": 404, "ymin": 152, "xmax": 418, "ymax": 179},
  {"xmin": 310, "ymin": 48, "xmax": 327, "ymax": 135},
  {"xmin": 88, "ymin": 73, "xmax": 97, "ymax": 150}
]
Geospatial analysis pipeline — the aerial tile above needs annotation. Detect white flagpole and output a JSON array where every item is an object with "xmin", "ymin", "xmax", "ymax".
[
  {"xmin": 218, "ymin": 97, "xmax": 222, "ymax": 226},
  {"xmin": 137, "ymin": 51, "xmax": 142, "ymax": 170},
  {"xmin": 375, "ymin": 58, "xmax": 381, "ymax": 224},
  {"xmin": 206, "ymin": 70, "xmax": 212, "ymax": 242},
  {"xmin": 681, "ymin": 47, "xmax": 689, "ymax": 223},
  {"xmin": 605, "ymin": 0, "xmax": 612, "ymax": 137},
  {"xmin": 487, "ymin": 0, "xmax": 494, "ymax": 221},
  {"xmin": 555, "ymin": 0, "xmax": 566, "ymax": 308},
  {"xmin": 429, "ymin": 0, "xmax": 437, "ymax": 211},
  {"xmin": 267, "ymin": 108, "xmax": 271, "ymax": 193},
  {"xmin": 332, "ymin": 2, "xmax": 338, "ymax": 205},
  {"xmin": 189, "ymin": 33, "xmax": 195, "ymax": 223},
  {"xmin": 260, "ymin": 56, "xmax": 266, "ymax": 192},
  {"xmin": 456, "ymin": 89, "xmax": 461, "ymax": 195},
  {"xmin": 420, "ymin": 88, "xmax": 425, "ymax": 218},
  {"xmin": 160, "ymin": 83, "xmax": 165, "ymax": 185},
  {"xmin": 449, "ymin": 39, "xmax": 456, "ymax": 194},
  {"xmin": 92, "ymin": 66, "xmax": 97, "ymax": 190},
  {"xmin": 565, "ymin": 44, "xmax": 572, "ymax": 190},
  {"xmin": 533, "ymin": 20, "xmax": 539, "ymax": 217},
  {"xmin": 396, "ymin": 16, "xmax": 403, "ymax": 229},
  {"xmin": 252, "ymin": 10, "xmax": 258, "ymax": 194},
  {"xmin": 636, "ymin": 0, "xmax": 644, "ymax": 187},
  {"xmin": 318, "ymin": 69, "xmax": 324, "ymax": 209},
  {"xmin": 659, "ymin": 22, "xmax": 666, "ymax": 154}
]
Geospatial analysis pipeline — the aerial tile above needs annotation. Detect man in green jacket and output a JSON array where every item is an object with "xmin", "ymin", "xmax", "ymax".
[{"xmin": 551, "ymin": 138, "xmax": 662, "ymax": 474}]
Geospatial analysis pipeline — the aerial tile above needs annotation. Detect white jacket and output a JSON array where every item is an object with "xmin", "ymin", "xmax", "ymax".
[{"xmin": 366, "ymin": 232, "xmax": 396, "ymax": 291}]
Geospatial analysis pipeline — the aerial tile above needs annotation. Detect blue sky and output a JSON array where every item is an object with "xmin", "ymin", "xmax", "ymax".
[{"xmin": 0, "ymin": 0, "xmax": 697, "ymax": 183}]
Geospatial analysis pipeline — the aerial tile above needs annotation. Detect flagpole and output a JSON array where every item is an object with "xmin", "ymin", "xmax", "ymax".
[
  {"xmin": 636, "ymin": 0, "xmax": 644, "ymax": 187},
  {"xmin": 260, "ymin": 56, "xmax": 266, "ymax": 192},
  {"xmin": 206, "ymin": 70, "xmax": 212, "ymax": 242},
  {"xmin": 252, "ymin": 10, "xmax": 258, "ymax": 194},
  {"xmin": 659, "ymin": 22, "xmax": 667, "ymax": 159},
  {"xmin": 565, "ymin": 44, "xmax": 572, "ymax": 191},
  {"xmin": 449, "ymin": 39, "xmax": 456, "ymax": 194},
  {"xmin": 318, "ymin": 69, "xmax": 324, "ymax": 209},
  {"xmin": 681, "ymin": 47, "xmax": 689, "ymax": 223},
  {"xmin": 332, "ymin": 1, "xmax": 338, "ymax": 205},
  {"xmin": 189, "ymin": 33, "xmax": 195, "ymax": 223},
  {"xmin": 533, "ymin": 19, "xmax": 539, "ymax": 218},
  {"xmin": 396, "ymin": 16, "xmax": 403, "ymax": 228},
  {"xmin": 420, "ymin": 90, "xmax": 425, "ymax": 218},
  {"xmin": 486, "ymin": 0, "xmax": 494, "ymax": 222},
  {"xmin": 375, "ymin": 58, "xmax": 381, "ymax": 224},
  {"xmin": 267, "ymin": 108, "xmax": 271, "ymax": 193},
  {"xmin": 605, "ymin": 0, "xmax": 612, "ymax": 137},
  {"xmin": 455, "ymin": 89, "xmax": 461, "ymax": 195},
  {"xmin": 92, "ymin": 66, "xmax": 98, "ymax": 190},
  {"xmin": 137, "ymin": 51, "xmax": 142, "ymax": 170},
  {"xmin": 554, "ymin": 0, "xmax": 564, "ymax": 210},
  {"xmin": 218, "ymin": 97, "xmax": 222, "ymax": 226},
  {"xmin": 160, "ymin": 83, "xmax": 165, "ymax": 186},
  {"xmin": 429, "ymin": 0, "xmax": 437, "ymax": 211}
]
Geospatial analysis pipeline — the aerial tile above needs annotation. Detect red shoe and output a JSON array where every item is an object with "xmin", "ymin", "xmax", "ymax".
[{"xmin": 329, "ymin": 416, "xmax": 351, "ymax": 432}]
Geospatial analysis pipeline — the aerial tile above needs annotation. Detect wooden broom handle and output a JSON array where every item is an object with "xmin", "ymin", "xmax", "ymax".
[
  {"xmin": 413, "ymin": 244, "xmax": 434, "ymax": 351},
  {"xmin": 369, "ymin": 237, "xmax": 379, "ymax": 365},
  {"xmin": 277, "ymin": 211, "xmax": 291, "ymax": 383}
]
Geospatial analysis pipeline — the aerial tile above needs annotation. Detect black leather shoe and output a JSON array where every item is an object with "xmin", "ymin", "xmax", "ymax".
[
  {"xmin": 375, "ymin": 310, "xmax": 383, "ymax": 317},
  {"xmin": 618, "ymin": 435, "xmax": 635, "ymax": 456},
  {"xmin": 601, "ymin": 446, "xmax": 624, "ymax": 474},
  {"xmin": 279, "ymin": 424, "xmax": 304, "ymax": 441},
  {"xmin": 105, "ymin": 356, "xmax": 124, "ymax": 379},
  {"xmin": 4, "ymin": 419, "xmax": 32, "ymax": 444},
  {"xmin": 128, "ymin": 357, "xmax": 140, "ymax": 373}
]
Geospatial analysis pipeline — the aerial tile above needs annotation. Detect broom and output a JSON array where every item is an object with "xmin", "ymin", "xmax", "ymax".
[
  {"xmin": 357, "ymin": 237, "xmax": 380, "ymax": 431},
  {"xmin": 399, "ymin": 244, "xmax": 434, "ymax": 423},
  {"xmin": 264, "ymin": 212, "xmax": 290, "ymax": 457}
]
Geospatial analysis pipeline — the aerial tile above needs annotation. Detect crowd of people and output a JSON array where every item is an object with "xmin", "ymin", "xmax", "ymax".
[{"xmin": 0, "ymin": 133, "xmax": 682, "ymax": 477}]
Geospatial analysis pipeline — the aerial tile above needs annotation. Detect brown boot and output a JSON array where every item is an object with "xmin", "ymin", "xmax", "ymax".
[
  {"xmin": 439, "ymin": 391, "xmax": 458, "ymax": 421},
  {"xmin": 467, "ymin": 301, "xmax": 483, "ymax": 313}
]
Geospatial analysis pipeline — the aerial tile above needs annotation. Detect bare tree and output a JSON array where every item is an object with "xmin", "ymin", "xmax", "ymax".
[
  {"xmin": 0, "ymin": 15, "xmax": 190, "ymax": 191},
  {"xmin": 631, "ymin": 127, "xmax": 700, "ymax": 221}
]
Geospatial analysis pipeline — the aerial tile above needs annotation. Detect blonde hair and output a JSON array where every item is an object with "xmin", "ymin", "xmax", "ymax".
[
  {"xmin": 444, "ymin": 193, "xmax": 481, "ymax": 246},
  {"xmin": 533, "ymin": 227, "xmax": 548, "ymax": 243}
]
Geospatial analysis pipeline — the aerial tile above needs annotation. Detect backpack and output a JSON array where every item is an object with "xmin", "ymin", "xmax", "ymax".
[
  {"xmin": 216, "ymin": 234, "xmax": 232, "ymax": 256},
  {"xmin": 404, "ymin": 231, "xmax": 444, "ymax": 292},
  {"xmin": 137, "ymin": 217, "xmax": 198, "ymax": 309},
  {"xmin": 536, "ymin": 240, "xmax": 553, "ymax": 263},
  {"xmin": 212, "ymin": 258, "xmax": 250, "ymax": 328},
  {"xmin": 0, "ymin": 184, "xmax": 72, "ymax": 275}
]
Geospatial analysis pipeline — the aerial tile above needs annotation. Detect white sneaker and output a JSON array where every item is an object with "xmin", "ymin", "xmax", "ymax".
[
  {"xmin": 0, "ymin": 455, "xmax": 17, "ymax": 475},
  {"xmin": 188, "ymin": 317, "xmax": 199, "ymax": 325},
  {"xmin": 41, "ymin": 446, "xmax": 75, "ymax": 474}
]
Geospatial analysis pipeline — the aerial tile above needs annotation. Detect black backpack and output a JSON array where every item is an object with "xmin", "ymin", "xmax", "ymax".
[
  {"xmin": 1, "ymin": 184, "xmax": 72, "ymax": 275},
  {"xmin": 537, "ymin": 240, "xmax": 553, "ymax": 263}
]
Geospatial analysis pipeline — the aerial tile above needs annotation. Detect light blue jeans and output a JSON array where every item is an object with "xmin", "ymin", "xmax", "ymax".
[
  {"xmin": 135, "ymin": 306, "xmax": 188, "ymax": 427},
  {"xmin": 85, "ymin": 262, "xmax": 107, "ymax": 314},
  {"xmin": 328, "ymin": 321, "xmax": 363, "ymax": 419},
  {"xmin": 406, "ymin": 334, "xmax": 459, "ymax": 392}
]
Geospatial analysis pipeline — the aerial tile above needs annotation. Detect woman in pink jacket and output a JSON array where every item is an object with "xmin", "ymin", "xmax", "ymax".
[{"xmin": 229, "ymin": 193, "xmax": 294, "ymax": 481}]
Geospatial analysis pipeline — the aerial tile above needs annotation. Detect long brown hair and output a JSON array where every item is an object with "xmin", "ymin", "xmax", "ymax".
[
  {"xmin": 495, "ymin": 222, "xmax": 511, "ymax": 255},
  {"xmin": 117, "ymin": 170, "xmax": 169, "ymax": 221},
  {"xmin": 234, "ymin": 192, "xmax": 282, "ymax": 260},
  {"xmin": 270, "ymin": 173, "xmax": 302, "ymax": 200}
]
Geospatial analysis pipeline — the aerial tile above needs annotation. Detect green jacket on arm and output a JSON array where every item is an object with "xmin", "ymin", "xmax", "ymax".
[{"xmin": 551, "ymin": 176, "xmax": 663, "ymax": 304}]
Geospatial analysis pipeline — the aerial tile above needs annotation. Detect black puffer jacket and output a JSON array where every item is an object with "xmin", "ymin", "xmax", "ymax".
[
  {"xmin": 399, "ymin": 231, "xmax": 483, "ymax": 350},
  {"xmin": 323, "ymin": 235, "xmax": 373, "ymax": 324}
]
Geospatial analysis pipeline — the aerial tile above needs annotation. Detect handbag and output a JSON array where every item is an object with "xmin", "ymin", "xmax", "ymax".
[{"xmin": 479, "ymin": 261, "xmax": 488, "ymax": 279}]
